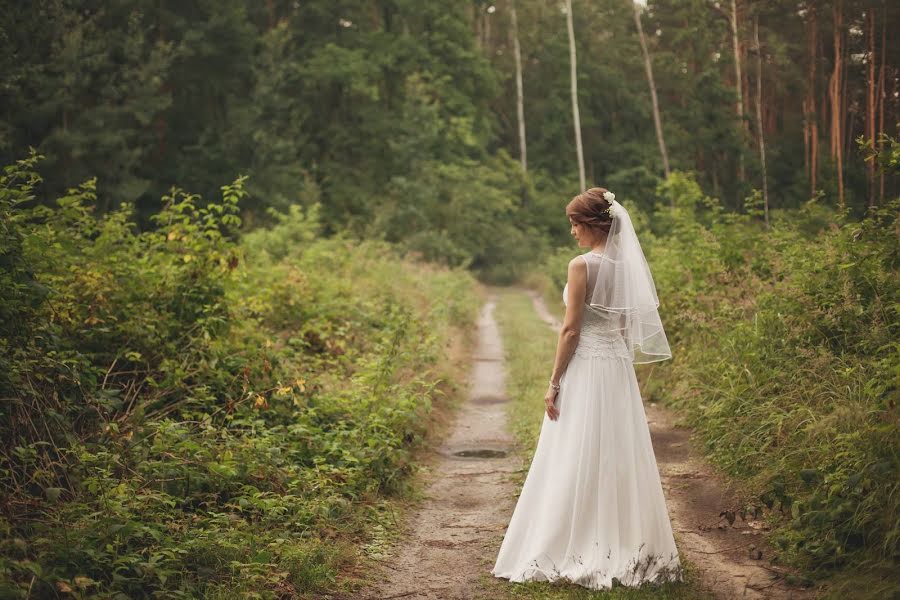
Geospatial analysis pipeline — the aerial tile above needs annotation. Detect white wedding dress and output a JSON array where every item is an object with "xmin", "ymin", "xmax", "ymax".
[{"xmin": 491, "ymin": 252, "xmax": 683, "ymax": 590}]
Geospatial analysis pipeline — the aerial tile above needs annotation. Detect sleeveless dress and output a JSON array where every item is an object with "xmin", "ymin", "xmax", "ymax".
[{"xmin": 491, "ymin": 252, "xmax": 683, "ymax": 590}]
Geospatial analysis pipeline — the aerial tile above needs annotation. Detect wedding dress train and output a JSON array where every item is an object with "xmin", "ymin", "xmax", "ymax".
[{"xmin": 491, "ymin": 265, "xmax": 683, "ymax": 590}]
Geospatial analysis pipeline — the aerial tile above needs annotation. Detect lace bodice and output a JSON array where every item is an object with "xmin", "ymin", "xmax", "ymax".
[{"xmin": 563, "ymin": 271, "xmax": 630, "ymax": 361}]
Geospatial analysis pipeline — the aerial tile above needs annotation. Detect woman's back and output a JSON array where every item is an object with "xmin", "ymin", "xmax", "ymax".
[{"xmin": 563, "ymin": 253, "xmax": 631, "ymax": 360}]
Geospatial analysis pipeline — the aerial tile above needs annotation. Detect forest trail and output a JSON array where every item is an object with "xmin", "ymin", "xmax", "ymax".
[
  {"xmin": 528, "ymin": 290, "xmax": 817, "ymax": 600},
  {"xmin": 361, "ymin": 295, "xmax": 520, "ymax": 600},
  {"xmin": 359, "ymin": 292, "xmax": 817, "ymax": 600}
]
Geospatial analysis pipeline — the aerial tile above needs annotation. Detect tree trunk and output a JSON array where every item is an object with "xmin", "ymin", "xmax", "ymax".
[
  {"xmin": 877, "ymin": 5, "xmax": 886, "ymax": 204},
  {"xmin": 819, "ymin": 26, "xmax": 828, "ymax": 156},
  {"xmin": 510, "ymin": 0, "xmax": 527, "ymax": 174},
  {"xmin": 265, "ymin": 0, "xmax": 275, "ymax": 28},
  {"xmin": 633, "ymin": 1, "xmax": 670, "ymax": 181},
  {"xmin": 565, "ymin": 0, "xmax": 586, "ymax": 190},
  {"xmin": 841, "ymin": 30, "xmax": 851, "ymax": 169},
  {"xmin": 753, "ymin": 13, "xmax": 769, "ymax": 229},
  {"xmin": 155, "ymin": 25, "xmax": 169, "ymax": 164},
  {"xmin": 804, "ymin": 3, "xmax": 818, "ymax": 198},
  {"xmin": 712, "ymin": 162, "xmax": 720, "ymax": 198},
  {"xmin": 472, "ymin": 3, "xmax": 481, "ymax": 49},
  {"xmin": 866, "ymin": 7, "xmax": 876, "ymax": 207},
  {"xmin": 730, "ymin": 0, "xmax": 745, "ymax": 183},
  {"xmin": 829, "ymin": 0, "xmax": 844, "ymax": 210}
]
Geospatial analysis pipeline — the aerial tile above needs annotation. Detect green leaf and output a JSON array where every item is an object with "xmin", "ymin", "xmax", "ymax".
[{"xmin": 44, "ymin": 487, "xmax": 63, "ymax": 502}]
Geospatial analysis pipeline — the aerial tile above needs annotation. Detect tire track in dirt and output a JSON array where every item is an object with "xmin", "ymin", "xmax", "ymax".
[{"xmin": 360, "ymin": 296, "xmax": 519, "ymax": 600}]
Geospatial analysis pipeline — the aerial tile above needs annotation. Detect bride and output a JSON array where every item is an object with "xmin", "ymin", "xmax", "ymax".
[{"xmin": 491, "ymin": 187, "xmax": 683, "ymax": 590}]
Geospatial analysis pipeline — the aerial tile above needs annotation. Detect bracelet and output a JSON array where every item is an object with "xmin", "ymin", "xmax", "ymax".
[{"xmin": 548, "ymin": 380, "xmax": 560, "ymax": 391}]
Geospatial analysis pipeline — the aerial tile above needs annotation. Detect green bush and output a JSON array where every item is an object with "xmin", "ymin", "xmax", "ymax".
[
  {"xmin": 531, "ymin": 169, "xmax": 898, "ymax": 588},
  {"xmin": 0, "ymin": 151, "xmax": 479, "ymax": 598},
  {"xmin": 644, "ymin": 173, "xmax": 899, "ymax": 581}
]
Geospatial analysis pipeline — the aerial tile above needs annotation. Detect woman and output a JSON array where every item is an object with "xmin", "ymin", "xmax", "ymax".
[{"xmin": 491, "ymin": 187, "xmax": 683, "ymax": 590}]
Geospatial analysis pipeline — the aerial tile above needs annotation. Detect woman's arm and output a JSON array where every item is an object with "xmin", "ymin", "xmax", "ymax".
[{"xmin": 545, "ymin": 257, "xmax": 587, "ymax": 420}]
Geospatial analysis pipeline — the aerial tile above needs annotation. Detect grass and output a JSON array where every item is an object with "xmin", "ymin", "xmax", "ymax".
[
  {"xmin": 337, "ymin": 285, "xmax": 486, "ymax": 597},
  {"xmin": 488, "ymin": 287, "xmax": 714, "ymax": 600}
]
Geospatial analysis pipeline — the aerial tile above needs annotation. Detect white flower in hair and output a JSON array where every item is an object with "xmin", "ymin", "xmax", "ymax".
[{"xmin": 602, "ymin": 191, "xmax": 618, "ymax": 218}]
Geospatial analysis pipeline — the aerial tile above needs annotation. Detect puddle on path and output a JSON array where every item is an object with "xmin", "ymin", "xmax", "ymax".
[
  {"xmin": 452, "ymin": 449, "xmax": 508, "ymax": 459},
  {"xmin": 360, "ymin": 295, "xmax": 519, "ymax": 600}
]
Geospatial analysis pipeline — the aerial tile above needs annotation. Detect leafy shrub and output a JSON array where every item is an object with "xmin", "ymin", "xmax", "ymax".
[
  {"xmin": 643, "ymin": 173, "xmax": 899, "ymax": 581},
  {"xmin": 0, "ymin": 151, "xmax": 478, "ymax": 598},
  {"xmin": 531, "ymin": 169, "xmax": 898, "ymax": 587}
]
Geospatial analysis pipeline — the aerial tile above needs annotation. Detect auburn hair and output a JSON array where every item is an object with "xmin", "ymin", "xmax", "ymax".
[{"xmin": 565, "ymin": 187, "xmax": 613, "ymax": 237}]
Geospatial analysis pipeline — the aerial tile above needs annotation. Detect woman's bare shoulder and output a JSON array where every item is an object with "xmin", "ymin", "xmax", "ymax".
[{"xmin": 567, "ymin": 255, "xmax": 588, "ymax": 271}]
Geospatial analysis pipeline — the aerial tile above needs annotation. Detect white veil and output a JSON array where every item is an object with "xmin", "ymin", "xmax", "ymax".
[{"xmin": 588, "ymin": 199, "xmax": 672, "ymax": 364}]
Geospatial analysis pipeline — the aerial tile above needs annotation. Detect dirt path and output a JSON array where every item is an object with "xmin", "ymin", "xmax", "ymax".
[
  {"xmin": 527, "ymin": 290, "xmax": 818, "ymax": 600},
  {"xmin": 361, "ymin": 296, "xmax": 519, "ymax": 600},
  {"xmin": 360, "ymin": 291, "xmax": 818, "ymax": 600}
]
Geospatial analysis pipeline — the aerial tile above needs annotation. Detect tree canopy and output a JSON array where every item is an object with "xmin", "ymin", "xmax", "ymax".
[{"xmin": 1, "ymin": 0, "xmax": 897, "ymax": 277}]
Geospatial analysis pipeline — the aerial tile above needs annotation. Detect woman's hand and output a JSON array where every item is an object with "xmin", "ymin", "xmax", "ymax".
[{"xmin": 544, "ymin": 385, "xmax": 560, "ymax": 421}]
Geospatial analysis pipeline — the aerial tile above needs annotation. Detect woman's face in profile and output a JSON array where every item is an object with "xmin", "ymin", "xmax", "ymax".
[{"xmin": 569, "ymin": 218, "xmax": 593, "ymax": 248}]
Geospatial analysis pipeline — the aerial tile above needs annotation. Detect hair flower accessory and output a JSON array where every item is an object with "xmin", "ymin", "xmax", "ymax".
[{"xmin": 602, "ymin": 191, "xmax": 619, "ymax": 218}]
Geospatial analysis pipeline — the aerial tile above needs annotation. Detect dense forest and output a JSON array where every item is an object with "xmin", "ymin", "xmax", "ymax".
[
  {"xmin": 2, "ymin": 0, "xmax": 897, "ymax": 278},
  {"xmin": 1, "ymin": 0, "xmax": 898, "ymax": 598}
]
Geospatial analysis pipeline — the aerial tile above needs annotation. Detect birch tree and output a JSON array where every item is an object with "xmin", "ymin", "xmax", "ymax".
[
  {"xmin": 829, "ymin": 0, "xmax": 845, "ymax": 210},
  {"xmin": 730, "ymin": 0, "xmax": 745, "ymax": 182},
  {"xmin": 752, "ymin": 12, "xmax": 769, "ymax": 228},
  {"xmin": 565, "ymin": 0, "xmax": 586, "ymax": 190},
  {"xmin": 803, "ymin": 3, "xmax": 818, "ymax": 198},
  {"xmin": 877, "ymin": 7, "xmax": 886, "ymax": 204},
  {"xmin": 866, "ymin": 6, "xmax": 876, "ymax": 207},
  {"xmin": 510, "ymin": 0, "xmax": 527, "ymax": 173},
  {"xmin": 632, "ymin": 0, "xmax": 670, "ymax": 180}
]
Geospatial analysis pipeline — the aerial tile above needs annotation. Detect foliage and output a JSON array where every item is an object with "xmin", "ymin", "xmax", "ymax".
[
  {"xmin": 2, "ymin": 0, "xmax": 898, "ymax": 594},
  {"xmin": 647, "ymin": 174, "xmax": 898, "ymax": 585},
  {"xmin": 0, "ymin": 154, "xmax": 479, "ymax": 598},
  {"xmin": 3, "ymin": 1, "xmax": 894, "ymax": 277},
  {"xmin": 531, "ymin": 167, "xmax": 898, "ymax": 589}
]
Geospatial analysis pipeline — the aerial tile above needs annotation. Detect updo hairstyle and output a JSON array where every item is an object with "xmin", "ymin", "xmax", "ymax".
[{"xmin": 565, "ymin": 187, "xmax": 613, "ymax": 238}]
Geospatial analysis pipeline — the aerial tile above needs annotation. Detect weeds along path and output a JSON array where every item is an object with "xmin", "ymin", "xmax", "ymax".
[
  {"xmin": 528, "ymin": 289, "xmax": 818, "ymax": 600},
  {"xmin": 361, "ymin": 295, "xmax": 520, "ymax": 600}
]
